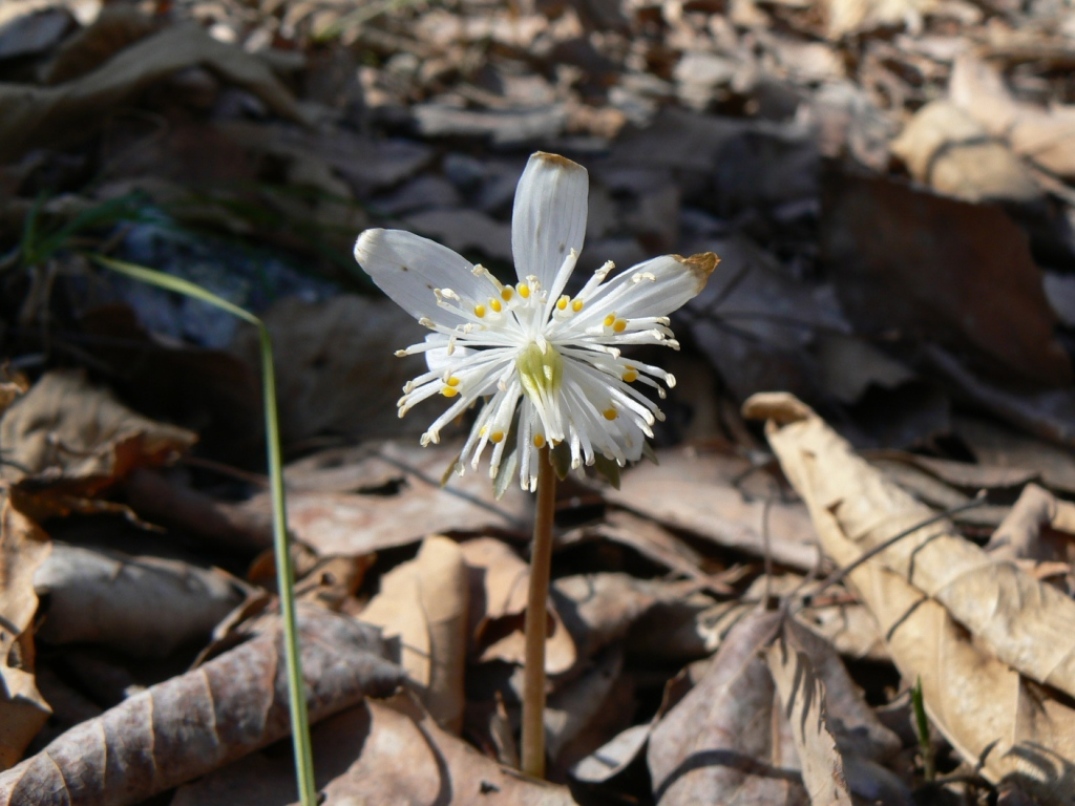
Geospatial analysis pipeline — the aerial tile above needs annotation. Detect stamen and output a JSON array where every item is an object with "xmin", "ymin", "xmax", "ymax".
[
  {"xmin": 613, "ymin": 319, "xmax": 627, "ymax": 333},
  {"xmin": 623, "ymin": 367, "xmax": 639, "ymax": 383},
  {"xmin": 518, "ymin": 283, "xmax": 531, "ymax": 299},
  {"xmin": 533, "ymin": 433, "xmax": 546, "ymax": 449},
  {"xmin": 491, "ymin": 431, "xmax": 505, "ymax": 444},
  {"xmin": 603, "ymin": 407, "xmax": 618, "ymax": 421},
  {"xmin": 603, "ymin": 313, "xmax": 616, "ymax": 327},
  {"xmin": 445, "ymin": 376, "xmax": 461, "ymax": 387},
  {"xmin": 441, "ymin": 385, "xmax": 460, "ymax": 398},
  {"xmin": 490, "ymin": 298, "xmax": 502, "ymax": 313},
  {"xmin": 556, "ymin": 295, "xmax": 569, "ymax": 311},
  {"xmin": 502, "ymin": 287, "xmax": 514, "ymax": 301},
  {"xmin": 474, "ymin": 304, "xmax": 486, "ymax": 318},
  {"xmin": 572, "ymin": 299, "xmax": 584, "ymax": 312}
]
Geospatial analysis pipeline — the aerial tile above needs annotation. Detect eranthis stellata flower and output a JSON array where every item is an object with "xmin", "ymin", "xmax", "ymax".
[{"xmin": 354, "ymin": 152, "xmax": 718, "ymax": 490}]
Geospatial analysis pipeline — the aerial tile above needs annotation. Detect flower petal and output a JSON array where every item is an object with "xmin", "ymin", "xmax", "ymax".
[
  {"xmin": 511, "ymin": 152, "xmax": 588, "ymax": 299},
  {"xmin": 354, "ymin": 229, "xmax": 489, "ymax": 325},
  {"xmin": 576, "ymin": 251, "xmax": 719, "ymax": 325}
]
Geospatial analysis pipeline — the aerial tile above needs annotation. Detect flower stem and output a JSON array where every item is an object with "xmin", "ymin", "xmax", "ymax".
[{"xmin": 521, "ymin": 446, "xmax": 556, "ymax": 778}]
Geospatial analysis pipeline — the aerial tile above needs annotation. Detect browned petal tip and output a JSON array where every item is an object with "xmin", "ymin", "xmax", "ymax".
[
  {"xmin": 533, "ymin": 151, "xmax": 585, "ymax": 172},
  {"xmin": 675, "ymin": 251, "xmax": 720, "ymax": 289}
]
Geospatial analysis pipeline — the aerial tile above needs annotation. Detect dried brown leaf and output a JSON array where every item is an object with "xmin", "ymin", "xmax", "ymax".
[
  {"xmin": 239, "ymin": 442, "xmax": 529, "ymax": 557},
  {"xmin": 173, "ymin": 691, "xmax": 576, "ymax": 805},
  {"xmin": 34, "ymin": 543, "xmax": 247, "ymax": 658},
  {"xmin": 0, "ymin": 22, "xmax": 308, "ymax": 162},
  {"xmin": 647, "ymin": 610, "xmax": 809, "ymax": 805},
  {"xmin": 359, "ymin": 535, "xmax": 469, "ymax": 733},
  {"xmin": 891, "ymin": 100, "xmax": 1041, "ymax": 203},
  {"xmin": 609, "ymin": 446, "xmax": 820, "ymax": 571},
  {"xmin": 0, "ymin": 607, "xmax": 403, "ymax": 806},
  {"xmin": 765, "ymin": 619, "xmax": 853, "ymax": 806},
  {"xmin": 746, "ymin": 392, "xmax": 1075, "ymax": 801},
  {"xmin": 0, "ymin": 498, "xmax": 52, "ymax": 769},
  {"xmin": 460, "ymin": 537, "xmax": 576, "ymax": 675},
  {"xmin": 0, "ymin": 370, "xmax": 196, "ymax": 513},
  {"xmin": 821, "ymin": 171, "xmax": 1071, "ymax": 387}
]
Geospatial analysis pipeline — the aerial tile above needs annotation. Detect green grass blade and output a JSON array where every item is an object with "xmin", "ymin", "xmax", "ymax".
[{"xmin": 90, "ymin": 254, "xmax": 318, "ymax": 806}]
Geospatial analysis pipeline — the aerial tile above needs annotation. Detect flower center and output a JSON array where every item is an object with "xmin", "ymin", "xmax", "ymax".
[{"xmin": 516, "ymin": 341, "xmax": 563, "ymax": 401}]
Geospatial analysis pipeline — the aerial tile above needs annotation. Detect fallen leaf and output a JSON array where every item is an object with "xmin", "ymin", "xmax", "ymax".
[
  {"xmin": 459, "ymin": 537, "xmax": 577, "ymax": 676},
  {"xmin": 647, "ymin": 609, "xmax": 808, "ymax": 805},
  {"xmin": 891, "ymin": 100, "xmax": 1041, "ymax": 203},
  {"xmin": 0, "ymin": 22, "xmax": 308, "ymax": 162},
  {"xmin": 0, "ymin": 497, "xmax": 52, "ymax": 769},
  {"xmin": 746, "ymin": 392, "xmax": 1075, "ymax": 800},
  {"xmin": 230, "ymin": 295, "xmax": 430, "ymax": 445},
  {"xmin": 0, "ymin": 370, "xmax": 196, "ymax": 513},
  {"xmin": 765, "ymin": 619, "xmax": 854, "ymax": 806},
  {"xmin": 821, "ymin": 170, "xmax": 1071, "ymax": 387},
  {"xmin": 34, "ymin": 542, "xmax": 248, "ymax": 658},
  {"xmin": 238, "ymin": 442, "xmax": 530, "ymax": 557},
  {"xmin": 360, "ymin": 535, "xmax": 469, "ymax": 733},
  {"xmin": 609, "ymin": 445, "xmax": 820, "ymax": 571},
  {"xmin": 0, "ymin": 606, "xmax": 403, "ymax": 806},
  {"xmin": 172, "ymin": 691, "xmax": 576, "ymax": 805}
]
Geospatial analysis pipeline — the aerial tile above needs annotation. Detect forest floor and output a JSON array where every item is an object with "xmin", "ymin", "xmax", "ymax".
[{"xmin": 2, "ymin": 0, "xmax": 1075, "ymax": 803}]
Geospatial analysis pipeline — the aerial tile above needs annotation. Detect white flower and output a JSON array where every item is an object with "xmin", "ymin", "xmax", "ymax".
[{"xmin": 354, "ymin": 152, "xmax": 718, "ymax": 491}]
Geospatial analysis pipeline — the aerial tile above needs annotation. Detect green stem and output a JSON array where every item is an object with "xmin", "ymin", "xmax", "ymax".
[
  {"xmin": 521, "ymin": 446, "xmax": 556, "ymax": 779},
  {"xmin": 259, "ymin": 324, "xmax": 318, "ymax": 805},
  {"xmin": 90, "ymin": 256, "xmax": 318, "ymax": 806}
]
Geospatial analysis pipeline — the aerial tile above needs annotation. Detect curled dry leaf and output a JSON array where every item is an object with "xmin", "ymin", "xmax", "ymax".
[
  {"xmin": 0, "ymin": 370, "xmax": 196, "ymax": 520},
  {"xmin": 746, "ymin": 392, "xmax": 1075, "ymax": 800},
  {"xmin": 988, "ymin": 482, "xmax": 1075, "ymax": 562},
  {"xmin": 746, "ymin": 392, "xmax": 1075, "ymax": 702},
  {"xmin": 0, "ymin": 22, "xmax": 307, "ymax": 162},
  {"xmin": 764, "ymin": 619, "xmax": 854, "ymax": 806},
  {"xmin": 173, "ymin": 691, "xmax": 576, "ymax": 805},
  {"xmin": 0, "ymin": 606, "xmax": 404, "ymax": 806},
  {"xmin": 359, "ymin": 535, "xmax": 469, "ymax": 733},
  {"xmin": 647, "ymin": 609, "xmax": 809, "ymax": 805},
  {"xmin": 460, "ymin": 537, "xmax": 576, "ymax": 675},
  {"xmin": 0, "ymin": 498, "xmax": 52, "ymax": 769},
  {"xmin": 34, "ymin": 543, "xmax": 248, "ymax": 658}
]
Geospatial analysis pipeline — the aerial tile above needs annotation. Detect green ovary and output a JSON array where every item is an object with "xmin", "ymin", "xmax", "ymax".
[{"xmin": 517, "ymin": 342, "xmax": 563, "ymax": 401}]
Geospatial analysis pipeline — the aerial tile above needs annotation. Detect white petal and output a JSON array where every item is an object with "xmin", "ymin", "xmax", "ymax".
[
  {"xmin": 511, "ymin": 152, "xmax": 588, "ymax": 299},
  {"xmin": 577, "ymin": 252, "xmax": 719, "ymax": 325},
  {"xmin": 354, "ymin": 229, "xmax": 489, "ymax": 325}
]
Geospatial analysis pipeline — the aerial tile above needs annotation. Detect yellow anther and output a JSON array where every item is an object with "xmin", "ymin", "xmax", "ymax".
[
  {"xmin": 490, "ymin": 430, "xmax": 505, "ymax": 444},
  {"xmin": 613, "ymin": 318, "xmax": 627, "ymax": 333},
  {"xmin": 502, "ymin": 287, "xmax": 514, "ymax": 301},
  {"xmin": 603, "ymin": 313, "xmax": 616, "ymax": 327},
  {"xmin": 603, "ymin": 407, "xmax": 618, "ymax": 421},
  {"xmin": 441, "ymin": 386, "xmax": 460, "ymax": 398},
  {"xmin": 532, "ymin": 433, "xmax": 546, "ymax": 449},
  {"xmin": 572, "ymin": 299, "xmax": 584, "ymax": 312},
  {"xmin": 490, "ymin": 298, "xmax": 502, "ymax": 313},
  {"xmin": 474, "ymin": 304, "xmax": 486, "ymax": 318},
  {"xmin": 446, "ymin": 376, "xmax": 460, "ymax": 386},
  {"xmin": 519, "ymin": 283, "xmax": 531, "ymax": 299},
  {"xmin": 556, "ymin": 295, "xmax": 569, "ymax": 311},
  {"xmin": 623, "ymin": 367, "xmax": 639, "ymax": 383}
]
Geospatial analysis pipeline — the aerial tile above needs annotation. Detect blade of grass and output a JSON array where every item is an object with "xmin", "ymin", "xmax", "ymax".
[{"xmin": 90, "ymin": 254, "xmax": 318, "ymax": 806}]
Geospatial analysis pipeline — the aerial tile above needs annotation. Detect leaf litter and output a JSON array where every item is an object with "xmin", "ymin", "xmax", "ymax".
[{"xmin": 2, "ymin": 0, "xmax": 1075, "ymax": 802}]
